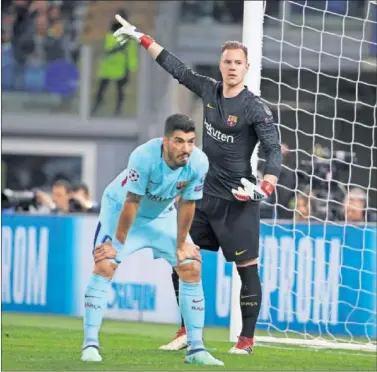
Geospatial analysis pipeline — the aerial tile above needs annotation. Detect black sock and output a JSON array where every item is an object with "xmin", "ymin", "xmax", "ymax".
[
  {"xmin": 172, "ymin": 269, "xmax": 185, "ymax": 328},
  {"xmin": 237, "ymin": 264, "xmax": 262, "ymax": 338}
]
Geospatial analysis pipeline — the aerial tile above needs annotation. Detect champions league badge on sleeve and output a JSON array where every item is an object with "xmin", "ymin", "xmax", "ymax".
[{"xmin": 128, "ymin": 169, "xmax": 140, "ymax": 182}]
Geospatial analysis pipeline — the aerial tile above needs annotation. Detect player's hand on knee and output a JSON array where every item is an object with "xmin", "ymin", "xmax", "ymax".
[
  {"xmin": 232, "ymin": 178, "xmax": 274, "ymax": 202},
  {"xmin": 177, "ymin": 242, "xmax": 201, "ymax": 266},
  {"xmin": 94, "ymin": 241, "xmax": 117, "ymax": 263}
]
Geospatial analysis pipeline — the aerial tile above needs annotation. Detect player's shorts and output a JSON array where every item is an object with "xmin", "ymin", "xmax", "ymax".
[
  {"xmin": 93, "ymin": 192, "xmax": 192, "ymax": 267},
  {"xmin": 189, "ymin": 193, "xmax": 260, "ymax": 262}
]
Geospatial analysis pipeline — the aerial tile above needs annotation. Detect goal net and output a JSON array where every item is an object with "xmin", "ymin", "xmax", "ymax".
[{"xmin": 230, "ymin": 0, "xmax": 377, "ymax": 352}]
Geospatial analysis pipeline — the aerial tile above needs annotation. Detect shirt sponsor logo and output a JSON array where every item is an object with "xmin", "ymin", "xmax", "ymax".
[
  {"xmin": 176, "ymin": 181, "xmax": 188, "ymax": 190},
  {"xmin": 146, "ymin": 189, "xmax": 172, "ymax": 202},
  {"xmin": 204, "ymin": 120, "xmax": 234, "ymax": 143}
]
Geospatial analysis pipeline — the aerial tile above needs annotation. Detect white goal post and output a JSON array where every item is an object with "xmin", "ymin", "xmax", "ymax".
[{"xmin": 230, "ymin": 0, "xmax": 377, "ymax": 352}]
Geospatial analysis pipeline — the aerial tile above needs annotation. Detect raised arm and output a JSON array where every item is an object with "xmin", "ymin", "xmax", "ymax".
[{"xmin": 113, "ymin": 15, "xmax": 215, "ymax": 97}]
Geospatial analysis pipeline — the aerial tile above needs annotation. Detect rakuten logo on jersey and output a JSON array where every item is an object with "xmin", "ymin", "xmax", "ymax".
[{"xmin": 205, "ymin": 120, "xmax": 234, "ymax": 143}]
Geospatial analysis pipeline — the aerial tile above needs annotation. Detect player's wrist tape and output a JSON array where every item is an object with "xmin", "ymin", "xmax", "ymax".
[
  {"xmin": 261, "ymin": 180, "xmax": 275, "ymax": 196},
  {"xmin": 140, "ymin": 35, "xmax": 154, "ymax": 49},
  {"xmin": 112, "ymin": 238, "xmax": 123, "ymax": 251}
]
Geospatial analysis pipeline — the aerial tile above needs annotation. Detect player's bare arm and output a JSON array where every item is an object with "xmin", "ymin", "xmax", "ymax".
[
  {"xmin": 115, "ymin": 192, "xmax": 142, "ymax": 243},
  {"xmin": 94, "ymin": 192, "xmax": 142, "ymax": 262},
  {"xmin": 176, "ymin": 198, "xmax": 201, "ymax": 265},
  {"xmin": 113, "ymin": 14, "xmax": 215, "ymax": 97}
]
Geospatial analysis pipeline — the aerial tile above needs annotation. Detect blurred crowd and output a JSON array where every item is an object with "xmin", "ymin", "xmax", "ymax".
[
  {"xmin": 2, "ymin": 0, "xmax": 79, "ymax": 91},
  {"xmin": 180, "ymin": 0, "xmax": 243, "ymax": 24},
  {"xmin": 261, "ymin": 143, "xmax": 377, "ymax": 224},
  {"xmin": 179, "ymin": 0, "xmax": 371, "ymax": 24}
]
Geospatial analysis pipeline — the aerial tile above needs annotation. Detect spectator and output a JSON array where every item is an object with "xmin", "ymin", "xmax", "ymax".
[
  {"xmin": 294, "ymin": 192, "xmax": 312, "ymax": 222},
  {"xmin": 71, "ymin": 182, "xmax": 100, "ymax": 213},
  {"xmin": 7, "ymin": 0, "xmax": 34, "ymax": 89},
  {"xmin": 30, "ymin": 14, "xmax": 49, "ymax": 62},
  {"xmin": 47, "ymin": 5, "xmax": 65, "ymax": 41},
  {"xmin": 2, "ymin": 12, "xmax": 15, "ymax": 44},
  {"xmin": 341, "ymin": 187, "xmax": 376, "ymax": 223},
  {"xmin": 30, "ymin": 13, "xmax": 65, "ymax": 62}
]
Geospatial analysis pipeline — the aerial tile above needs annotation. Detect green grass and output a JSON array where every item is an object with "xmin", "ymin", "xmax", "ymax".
[{"xmin": 2, "ymin": 313, "xmax": 376, "ymax": 371}]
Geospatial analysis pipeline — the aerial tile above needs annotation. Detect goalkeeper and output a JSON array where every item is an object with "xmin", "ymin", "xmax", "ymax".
[{"xmin": 113, "ymin": 16, "xmax": 282, "ymax": 355}]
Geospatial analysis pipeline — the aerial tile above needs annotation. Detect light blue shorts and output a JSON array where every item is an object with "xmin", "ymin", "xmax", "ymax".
[{"xmin": 93, "ymin": 193, "xmax": 192, "ymax": 267}]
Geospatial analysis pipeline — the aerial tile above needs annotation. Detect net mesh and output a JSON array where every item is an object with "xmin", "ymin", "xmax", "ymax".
[{"xmin": 255, "ymin": 0, "xmax": 377, "ymax": 351}]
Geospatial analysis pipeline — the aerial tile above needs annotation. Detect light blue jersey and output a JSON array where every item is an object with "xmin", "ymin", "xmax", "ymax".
[
  {"xmin": 94, "ymin": 138, "xmax": 209, "ymax": 266},
  {"xmin": 105, "ymin": 138, "xmax": 208, "ymax": 217}
]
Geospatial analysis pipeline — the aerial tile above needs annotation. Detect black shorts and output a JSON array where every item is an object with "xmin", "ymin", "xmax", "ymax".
[{"xmin": 190, "ymin": 193, "xmax": 260, "ymax": 262}]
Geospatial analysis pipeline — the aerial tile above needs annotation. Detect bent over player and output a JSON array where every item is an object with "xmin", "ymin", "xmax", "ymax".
[
  {"xmin": 113, "ymin": 16, "xmax": 282, "ymax": 355},
  {"xmin": 81, "ymin": 114, "xmax": 223, "ymax": 366}
]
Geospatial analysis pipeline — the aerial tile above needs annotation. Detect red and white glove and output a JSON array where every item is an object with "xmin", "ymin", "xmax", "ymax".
[
  {"xmin": 113, "ymin": 14, "xmax": 154, "ymax": 49},
  {"xmin": 232, "ymin": 178, "xmax": 275, "ymax": 202}
]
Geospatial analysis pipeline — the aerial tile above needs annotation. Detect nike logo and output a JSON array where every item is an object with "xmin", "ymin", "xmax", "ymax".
[
  {"xmin": 150, "ymin": 180, "xmax": 159, "ymax": 184},
  {"xmin": 235, "ymin": 250, "xmax": 247, "ymax": 256},
  {"xmin": 206, "ymin": 103, "xmax": 215, "ymax": 109},
  {"xmin": 192, "ymin": 298, "xmax": 204, "ymax": 303},
  {"xmin": 241, "ymin": 294, "xmax": 258, "ymax": 299},
  {"xmin": 85, "ymin": 295, "xmax": 101, "ymax": 299}
]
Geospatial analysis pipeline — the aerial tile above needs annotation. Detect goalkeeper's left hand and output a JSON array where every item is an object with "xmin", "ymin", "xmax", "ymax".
[{"xmin": 232, "ymin": 178, "xmax": 275, "ymax": 202}]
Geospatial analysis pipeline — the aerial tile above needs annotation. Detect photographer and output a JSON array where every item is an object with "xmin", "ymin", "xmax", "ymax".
[
  {"xmin": 35, "ymin": 180, "xmax": 100, "ymax": 214},
  {"xmin": 341, "ymin": 188, "xmax": 377, "ymax": 223},
  {"xmin": 70, "ymin": 182, "xmax": 100, "ymax": 214},
  {"xmin": 2, "ymin": 179, "xmax": 100, "ymax": 214},
  {"xmin": 35, "ymin": 179, "xmax": 73, "ymax": 214}
]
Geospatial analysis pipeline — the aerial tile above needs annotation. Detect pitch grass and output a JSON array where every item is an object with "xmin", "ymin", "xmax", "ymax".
[{"xmin": 2, "ymin": 313, "xmax": 376, "ymax": 371}]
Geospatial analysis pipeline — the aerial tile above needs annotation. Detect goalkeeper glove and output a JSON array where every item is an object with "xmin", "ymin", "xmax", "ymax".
[
  {"xmin": 232, "ymin": 178, "xmax": 275, "ymax": 202},
  {"xmin": 113, "ymin": 14, "xmax": 154, "ymax": 49}
]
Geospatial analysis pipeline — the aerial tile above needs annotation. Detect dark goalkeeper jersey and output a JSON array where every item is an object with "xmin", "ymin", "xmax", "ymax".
[{"xmin": 156, "ymin": 49, "xmax": 282, "ymax": 201}]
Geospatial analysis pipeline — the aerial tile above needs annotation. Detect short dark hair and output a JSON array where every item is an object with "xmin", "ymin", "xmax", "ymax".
[
  {"xmin": 221, "ymin": 40, "xmax": 248, "ymax": 60},
  {"xmin": 52, "ymin": 179, "xmax": 72, "ymax": 193},
  {"xmin": 164, "ymin": 114, "xmax": 195, "ymax": 137},
  {"xmin": 72, "ymin": 182, "xmax": 89, "ymax": 196}
]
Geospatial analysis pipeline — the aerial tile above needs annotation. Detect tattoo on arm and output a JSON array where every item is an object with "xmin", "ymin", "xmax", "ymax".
[
  {"xmin": 115, "ymin": 192, "xmax": 142, "ymax": 243},
  {"xmin": 177, "ymin": 199, "xmax": 196, "ymax": 249},
  {"xmin": 126, "ymin": 192, "xmax": 143, "ymax": 203}
]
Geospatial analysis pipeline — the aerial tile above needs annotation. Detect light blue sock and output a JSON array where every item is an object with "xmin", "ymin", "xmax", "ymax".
[
  {"xmin": 83, "ymin": 274, "xmax": 111, "ymax": 349},
  {"xmin": 179, "ymin": 280, "xmax": 205, "ymax": 352}
]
